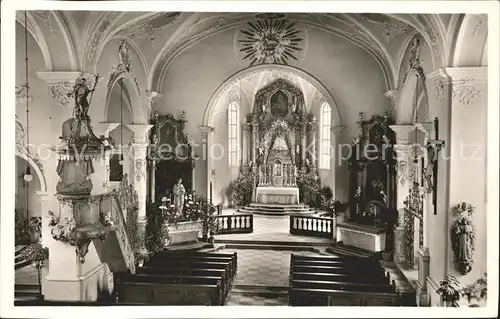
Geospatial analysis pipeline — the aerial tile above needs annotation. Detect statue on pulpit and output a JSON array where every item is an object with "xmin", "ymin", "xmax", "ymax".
[
  {"xmin": 67, "ymin": 76, "xmax": 98, "ymax": 119},
  {"xmin": 173, "ymin": 177, "xmax": 186, "ymax": 216}
]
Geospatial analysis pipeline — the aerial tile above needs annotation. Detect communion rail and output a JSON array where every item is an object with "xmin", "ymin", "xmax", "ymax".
[
  {"xmin": 289, "ymin": 215, "xmax": 335, "ymax": 239},
  {"xmin": 216, "ymin": 214, "xmax": 253, "ymax": 234}
]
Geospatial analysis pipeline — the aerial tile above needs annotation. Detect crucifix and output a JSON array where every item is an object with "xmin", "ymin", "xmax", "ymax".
[{"xmin": 423, "ymin": 117, "xmax": 445, "ymax": 215}]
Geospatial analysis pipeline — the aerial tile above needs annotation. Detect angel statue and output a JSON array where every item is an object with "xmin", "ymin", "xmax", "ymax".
[{"xmin": 67, "ymin": 76, "xmax": 99, "ymax": 119}]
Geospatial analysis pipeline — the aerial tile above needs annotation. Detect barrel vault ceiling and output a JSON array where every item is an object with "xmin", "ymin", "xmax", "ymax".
[{"xmin": 17, "ymin": 11, "xmax": 464, "ymax": 90}]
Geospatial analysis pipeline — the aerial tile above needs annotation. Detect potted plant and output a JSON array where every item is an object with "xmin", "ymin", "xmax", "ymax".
[
  {"xmin": 461, "ymin": 272, "xmax": 487, "ymax": 307},
  {"xmin": 28, "ymin": 217, "xmax": 42, "ymax": 243},
  {"xmin": 19, "ymin": 243, "xmax": 49, "ymax": 299},
  {"xmin": 437, "ymin": 275, "xmax": 462, "ymax": 307}
]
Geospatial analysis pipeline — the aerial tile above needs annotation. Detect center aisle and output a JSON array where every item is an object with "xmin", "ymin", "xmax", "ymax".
[{"xmin": 219, "ymin": 249, "xmax": 325, "ymax": 306}]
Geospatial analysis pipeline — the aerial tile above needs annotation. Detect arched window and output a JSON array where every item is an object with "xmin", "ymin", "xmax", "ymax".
[
  {"xmin": 319, "ymin": 102, "xmax": 332, "ymax": 169},
  {"xmin": 227, "ymin": 100, "xmax": 240, "ymax": 166}
]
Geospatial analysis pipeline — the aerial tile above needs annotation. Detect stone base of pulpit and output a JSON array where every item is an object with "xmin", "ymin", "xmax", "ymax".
[
  {"xmin": 255, "ymin": 187, "xmax": 299, "ymax": 205},
  {"xmin": 336, "ymin": 222, "xmax": 387, "ymax": 252}
]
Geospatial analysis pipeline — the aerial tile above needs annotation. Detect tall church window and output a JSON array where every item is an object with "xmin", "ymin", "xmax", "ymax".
[
  {"xmin": 320, "ymin": 102, "xmax": 332, "ymax": 169},
  {"xmin": 227, "ymin": 100, "xmax": 240, "ymax": 166}
]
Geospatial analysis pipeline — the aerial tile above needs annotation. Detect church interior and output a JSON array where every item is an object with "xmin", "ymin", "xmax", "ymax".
[{"xmin": 3, "ymin": 7, "xmax": 495, "ymax": 312}]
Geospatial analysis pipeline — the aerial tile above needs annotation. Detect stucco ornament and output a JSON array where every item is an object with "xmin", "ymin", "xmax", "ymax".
[
  {"xmin": 435, "ymin": 80, "xmax": 447, "ymax": 103},
  {"xmin": 31, "ymin": 11, "xmax": 54, "ymax": 34},
  {"xmin": 87, "ymin": 12, "xmax": 122, "ymax": 62},
  {"xmin": 121, "ymin": 12, "xmax": 182, "ymax": 43},
  {"xmin": 237, "ymin": 14, "xmax": 305, "ymax": 66},
  {"xmin": 358, "ymin": 13, "xmax": 412, "ymax": 42},
  {"xmin": 452, "ymin": 78, "xmax": 482, "ymax": 107},
  {"xmin": 49, "ymin": 81, "xmax": 74, "ymax": 107},
  {"xmin": 16, "ymin": 83, "xmax": 32, "ymax": 104}
]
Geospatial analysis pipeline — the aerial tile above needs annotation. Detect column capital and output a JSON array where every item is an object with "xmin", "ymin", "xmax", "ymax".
[
  {"xmin": 36, "ymin": 191, "xmax": 51, "ymax": 200},
  {"xmin": 36, "ymin": 71, "xmax": 82, "ymax": 85},
  {"xmin": 146, "ymin": 90, "xmax": 163, "ymax": 100},
  {"xmin": 93, "ymin": 122, "xmax": 121, "ymax": 137},
  {"xmin": 389, "ymin": 124, "xmax": 415, "ymax": 144},
  {"xmin": 384, "ymin": 89, "xmax": 399, "ymax": 106},
  {"xmin": 393, "ymin": 144, "xmax": 414, "ymax": 155},
  {"xmin": 198, "ymin": 125, "xmax": 215, "ymax": 136},
  {"xmin": 445, "ymin": 67, "xmax": 487, "ymax": 83},
  {"xmin": 126, "ymin": 124, "xmax": 154, "ymax": 143},
  {"xmin": 415, "ymin": 122, "xmax": 434, "ymax": 138},
  {"xmin": 130, "ymin": 142, "xmax": 149, "ymax": 152},
  {"xmin": 331, "ymin": 125, "xmax": 345, "ymax": 136}
]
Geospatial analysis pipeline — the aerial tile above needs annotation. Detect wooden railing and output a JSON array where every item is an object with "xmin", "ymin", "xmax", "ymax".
[
  {"xmin": 216, "ymin": 214, "xmax": 253, "ymax": 234},
  {"xmin": 289, "ymin": 215, "xmax": 335, "ymax": 239}
]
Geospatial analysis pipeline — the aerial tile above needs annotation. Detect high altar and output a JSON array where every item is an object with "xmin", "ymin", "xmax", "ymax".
[{"xmin": 243, "ymin": 79, "xmax": 317, "ymax": 205}]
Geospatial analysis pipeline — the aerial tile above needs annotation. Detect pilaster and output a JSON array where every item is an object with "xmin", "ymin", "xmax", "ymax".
[
  {"xmin": 199, "ymin": 125, "xmax": 215, "ymax": 197},
  {"xmin": 390, "ymin": 124, "xmax": 416, "ymax": 266}
]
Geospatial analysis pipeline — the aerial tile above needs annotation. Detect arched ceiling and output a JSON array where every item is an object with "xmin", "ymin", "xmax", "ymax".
[{"xmin": 17, "ymin": 11, "xmax": 464, "ymax": 90}]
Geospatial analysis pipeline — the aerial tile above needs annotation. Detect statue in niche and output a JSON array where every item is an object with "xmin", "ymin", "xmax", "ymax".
[
  {"xmin": 173, "ymin": 177, "xmax": 186, "ymax": 216},
  {"xmin": 270, "ymin": 91, "xmax": 288, "ymax": 117},
  {"xmin": 67, "ymin": 76, "xmax": 98, "ymax": 119}
]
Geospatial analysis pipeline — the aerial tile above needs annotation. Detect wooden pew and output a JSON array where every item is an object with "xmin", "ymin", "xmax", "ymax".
[
  {"xmin": 289, "ymin": 287, "xmax": 400, "ymax": 306},
  {"xmin": 155, "ymin": 251, "xmax": 238, "ymax": 270},
  {"xmin": 291, "ymin": 254, "xmax": 379, "ymax": 265},
  {"xmin": 149, "ymin": 255, "xmax": 236, "ymax": 278},
  {"xmin": 290, "ymin": 271, "xmax": 391, "ymax": 285},
  {"xmin": 136, "ymin": 267, "xmax": 229, "ymax": 298},
  {"xmin": 144, "ymin": 260, "xmax": 232, "ymax": 277},
  {"xmin": 291, "ymin": 259, "xmax": 384, "ymax": 272},
  {"xmin": 290, "ymin": 279, "xmax": 395, "ymax": 294},
  {"xmin": 290, "ymin": 264, "xmax": 385, "ymax": 277},
  {"xmin": 118, "ymin": 273, "xmax": 224, "ymax": 305},
  {"xmin": 121, "ymin": 281, "xmax": 220, "ymax": 305}
]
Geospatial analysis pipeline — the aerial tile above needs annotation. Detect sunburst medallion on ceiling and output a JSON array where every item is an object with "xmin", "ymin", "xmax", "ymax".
[{"xmin": 236, "ymin": 13, "xmax": 306, "ymax": 66}]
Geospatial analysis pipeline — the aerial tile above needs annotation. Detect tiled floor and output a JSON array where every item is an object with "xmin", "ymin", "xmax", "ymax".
[
  {"xmin": 215, "ymin": 214, "xmax": 332, "ymax": 244},
  {"xmin": 220, "ymin": 248, "xmax": 327, "ymax": 306},
  {"xmin": 226, "ymin": 291, "xmax": 288, "ymax": 306}
]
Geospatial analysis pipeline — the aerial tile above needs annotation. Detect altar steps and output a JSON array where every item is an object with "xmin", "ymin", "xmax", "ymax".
[{"xmin": 238, "ymin": 203, "xmax": 315, "ymax": 216}]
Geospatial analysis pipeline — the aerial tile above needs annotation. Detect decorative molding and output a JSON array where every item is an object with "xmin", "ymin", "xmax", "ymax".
[
  {"xmin": 15, "ymin": 82, "xmax": 32, "ymax": 104},
  {"xmin": 31, "ymin": 10, "xmax": 55, "ymax": 34},
  {"xmin": 390, "ymin": 125, "xmax": 416, "ymax": 145},
  {"xmin": 36, "ymin": 71, "xmax": 82, "ymax": 85},
  {"xmin": 452, "ymin": 78, "xmax": 483, "ymax": 107},
  {"xmin": 358, "ymin": 13, "xmax": 413, "ymax": 42},
  {"xmin": 127, "ymin": 125, "xmax": 153, "ymax": 143},
  {"xmin": 236, "ymin": 15, "xmax": 305, "ymax": 66},
  {"xmin": 135, "ymin": 158, "xmax": 147, "ymax": 182},
  {"xmin": 198, "ymin": 125, "xmax": 215, "ymax": 137},
  {"xmin": 49, "ymin": 81, "xmax": 73, "ymax": 107},
  {"xmin": 121, "ymin": 12, "xmax": 182, "ymax": 43},
  {"xmin": 435, "ymin": 80, "xmax": 447, "ymax": 103},
  {"xmin": 472, "ymin": 18, "xmax": 485, "ymax": 36}
]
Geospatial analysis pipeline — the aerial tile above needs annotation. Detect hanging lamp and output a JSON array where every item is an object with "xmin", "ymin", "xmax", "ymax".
[
  {"xmin": 118, "ymin": 78, "xmax": 124, "ymax": 165},
  {"xmin": 23, "ymin": 11, "xmax": 33, "ymax": 183}
]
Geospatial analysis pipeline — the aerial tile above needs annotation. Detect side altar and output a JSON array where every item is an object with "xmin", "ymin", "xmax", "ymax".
[
  {"xmin": 238, "ymin": 79, "xmax": 318, "ymax": 213},
  {"xmin": 335, "ymin": 113, "xmax": 397, "ymax": 253}
]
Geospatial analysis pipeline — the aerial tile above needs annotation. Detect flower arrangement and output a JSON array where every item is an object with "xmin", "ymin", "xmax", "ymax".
[
  {"xmin": 19, "ymin": 243, "xmax": 49, "ymax": 297},
  {"xmin": 297, "ymin": 169, "xmax": 321, "ymax": 207},
  {"xmin": 461, "ymin": 273, "xmax": 487, "ymax": 307},
  {"xmin": 437, "ymin": 275, "xmax": 463, "ymax": 306},
  {"xmin": 28, "ymin": 217, "xmax": 42, "ymax": 243},
  {"xmin": 229, "ymin": 170, "xmax": 255, "ymax": 207}
]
